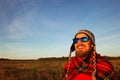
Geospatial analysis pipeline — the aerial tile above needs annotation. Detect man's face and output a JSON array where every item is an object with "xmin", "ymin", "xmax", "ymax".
[{"xmin": 74, "ymin": 33, "xmax": 93, "ymax": 58}]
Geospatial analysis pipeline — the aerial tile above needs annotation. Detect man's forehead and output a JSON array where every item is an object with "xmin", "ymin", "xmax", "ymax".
[{"xmin": 75, "ymin": 33, "xmax": 88, "ymax": 38}]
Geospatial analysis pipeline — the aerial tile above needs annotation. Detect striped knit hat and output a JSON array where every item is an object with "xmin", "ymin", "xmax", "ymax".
[{"xmin": 70, "ymin": 29, "xmax": 95, "ymax": 52}]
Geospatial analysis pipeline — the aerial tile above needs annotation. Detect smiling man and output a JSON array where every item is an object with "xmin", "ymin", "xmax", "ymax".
[{"xmin": 62, "ymin": 30, "xmax": 118, "ymax": 80}]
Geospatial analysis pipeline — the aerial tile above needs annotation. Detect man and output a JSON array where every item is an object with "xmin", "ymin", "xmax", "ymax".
[{"xmin": 62, "ymin": 30, "xmax": 118, "ymax": 80}]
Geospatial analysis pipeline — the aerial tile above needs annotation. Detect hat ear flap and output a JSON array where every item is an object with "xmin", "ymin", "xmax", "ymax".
[{"xmin": 70, "ymin": 43, "xmax": 75, "ymax": 52}]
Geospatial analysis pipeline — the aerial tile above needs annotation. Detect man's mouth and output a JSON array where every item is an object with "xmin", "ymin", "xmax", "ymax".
[{"xmin": 77, "ymin": 46, "xmax": 85, "ymax": 49}]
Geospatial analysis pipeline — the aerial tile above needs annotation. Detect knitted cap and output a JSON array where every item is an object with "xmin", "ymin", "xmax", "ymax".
[
  {"xmin": 76, "ymin": 30, "xmax": 95, "ymax": 45},
  {"xmin": 70, "ymin": 29, "xmax": 95, "ymax": 52}
]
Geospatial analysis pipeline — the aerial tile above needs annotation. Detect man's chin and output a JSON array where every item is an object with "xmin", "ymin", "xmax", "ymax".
[{"xmin": 76, "ymin": 51, "xmax": 89, "ymax": 58}]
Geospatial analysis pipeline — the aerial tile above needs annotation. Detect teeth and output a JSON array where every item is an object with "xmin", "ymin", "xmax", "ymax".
[{"xmin": 78, "ymin": 46, "xmax": 83, "ymax": 48}]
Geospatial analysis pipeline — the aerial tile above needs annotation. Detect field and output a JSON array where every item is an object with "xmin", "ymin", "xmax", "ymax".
[{"xmin": 0, "ymin": 57, "xmax": 120, "ymax": 80}]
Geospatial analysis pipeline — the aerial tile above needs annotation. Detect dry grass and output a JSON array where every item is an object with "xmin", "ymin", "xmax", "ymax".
[
  {"xmin": 109, "ymin": 59, "xmax": 120, "ymax": 78},
  {"xmin": 0, "ymin": 58, "xmax": 119, "ymax": 80}
]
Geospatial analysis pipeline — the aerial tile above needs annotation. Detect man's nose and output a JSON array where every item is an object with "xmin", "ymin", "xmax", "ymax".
[{"xmin": 77, "ymin": 39, "xmax": 82, "ymax": 43}]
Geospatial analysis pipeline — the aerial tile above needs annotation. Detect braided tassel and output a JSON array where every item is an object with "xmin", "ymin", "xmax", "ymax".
[
  {"xmin": 65, "ymin": 50, "xmax": 72, "ymax": 79},
  {"xmin": 92, "ymin": 46, "xmax": 97, "ymax": 80}
]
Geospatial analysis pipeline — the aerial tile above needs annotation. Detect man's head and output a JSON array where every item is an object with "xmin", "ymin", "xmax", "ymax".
[{"xmin": 70, "ymin": 30, "xmax": 95, "ymax": 58}]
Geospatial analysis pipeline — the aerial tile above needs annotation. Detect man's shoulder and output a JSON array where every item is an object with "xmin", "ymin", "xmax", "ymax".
[
  {"xmin": 96, "ymin": 53, "xmax": 109, "ymax": 62},
  {"xmin": 96, "ymin": 53, "xmax": 113, "ymax": 69}
]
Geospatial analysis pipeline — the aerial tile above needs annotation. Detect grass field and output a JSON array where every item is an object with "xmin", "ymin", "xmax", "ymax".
[{"xmin": 0, "ymin": 57, "xmax": 120, "ymax": 80}]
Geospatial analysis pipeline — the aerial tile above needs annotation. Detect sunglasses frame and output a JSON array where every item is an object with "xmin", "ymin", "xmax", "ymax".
[{"xmin": 73, "ymin": 37, "xmax": 89, "ymax": 43}]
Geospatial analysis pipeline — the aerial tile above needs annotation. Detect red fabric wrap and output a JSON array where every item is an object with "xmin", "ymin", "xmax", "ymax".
[{"xmin": 62, "ymin": 52, "xmax": 118, "ymax": 80}]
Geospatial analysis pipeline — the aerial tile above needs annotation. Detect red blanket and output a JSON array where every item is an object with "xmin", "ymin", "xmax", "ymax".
[{"xmin": 62, "ymin": 52, "xmax": 118, "ymax": 80}]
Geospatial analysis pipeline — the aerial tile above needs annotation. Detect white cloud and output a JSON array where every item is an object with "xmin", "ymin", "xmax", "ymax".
[
  {"xmin": 4, "ymin": 14, "xmax": 34, "ymax": 40},
  {"xmin": 7, "ymin": 20, "xmax": 25, "ymax": 39},
  {"xmin": 97, "ymin": 33, "xmax": 120, "ymax": 43},
  {"xmin": 3, "ymin": 43, "xmax": 36, "ymax": 54}
]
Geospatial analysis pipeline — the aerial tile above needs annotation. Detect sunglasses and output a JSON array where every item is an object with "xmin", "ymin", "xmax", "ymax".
[{"xmin": 73, "ymin": 37, "xmax": 89, "ymax": 43}]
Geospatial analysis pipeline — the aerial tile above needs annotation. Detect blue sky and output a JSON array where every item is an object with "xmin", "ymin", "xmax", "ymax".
[{"xmin": 0, "ymin": 0, "xmax": 120, "ymax": 59}]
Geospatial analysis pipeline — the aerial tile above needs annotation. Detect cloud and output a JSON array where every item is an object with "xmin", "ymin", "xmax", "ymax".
[
  {"xmin": 2, "ymin": 43, "xmax": 35, "ymax": 54},
  {"xmin": 0, "ymin": 0, "xmax": 65, "ymax": 41},
  {"xmin": 7, "ymin": 20, "xmax": 26, "ymax": 39},
  {"xmin": 3, "ymin": 14, "xmax": 34, "ymax": 40},
  {"xmin": 97, "ymin": 33, "xmax": 120, "ymax": 43}
]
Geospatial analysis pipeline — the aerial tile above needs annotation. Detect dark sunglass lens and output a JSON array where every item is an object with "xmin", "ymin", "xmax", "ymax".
[
  {"xmin": 73, "ymin": 38, "xmax": 79, "ymax": 43},
  {"xmin": 81, "ymin": 37, "xmax": 88, "ymax": 42}
]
